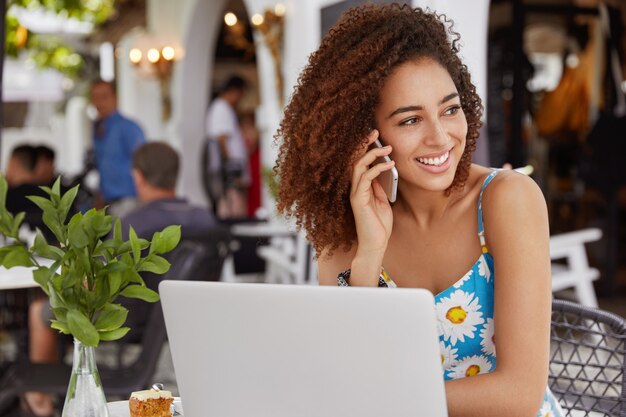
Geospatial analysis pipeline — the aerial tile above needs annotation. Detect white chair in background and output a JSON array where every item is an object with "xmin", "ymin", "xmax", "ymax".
[
  {"xmin": 257, "ymin": 229, "xmax": 317, "ymax": 285},
  {"xmin": 549, "ymin": 228, "xmax": 602, "ymax": 308},
  {"xmin": 222, "ymin": 221, "xmax": 316, "ymax": 285}
]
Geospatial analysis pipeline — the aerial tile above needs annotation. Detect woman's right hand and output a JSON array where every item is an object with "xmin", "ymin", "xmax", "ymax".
[{"xmin": 349, "ymin": 130, "xmax": 395, "ymax": 260}]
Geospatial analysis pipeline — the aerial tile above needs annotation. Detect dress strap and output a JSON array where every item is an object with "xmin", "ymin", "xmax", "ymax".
[{"xmin": 477, "ymin": 170, "xmax": 500, "ymax": 253}]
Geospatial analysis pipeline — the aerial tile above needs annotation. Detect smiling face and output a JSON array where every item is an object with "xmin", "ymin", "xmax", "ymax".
[{"xmin": 374, "ymin": 58, "xmax": 468, "ymax": 194}]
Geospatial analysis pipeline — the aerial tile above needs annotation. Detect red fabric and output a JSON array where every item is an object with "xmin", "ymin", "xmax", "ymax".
[{"xmin": 247, "ymin": 147, "xmax": 261, "ymax": 217}]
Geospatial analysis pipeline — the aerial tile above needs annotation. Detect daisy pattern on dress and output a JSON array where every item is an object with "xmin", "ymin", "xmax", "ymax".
[
  {"xmin": 453, "ymin": 269, "xmax": 473, "ymax": 289},
  {"xmin": 537, "ymin": 401, "xmax": 556, "ymax": 417},
  {"xmin": 480, "ymin": 318, "xmax": 496, "ymax": 357},
  {"xmin": 448, "ymin": 354, "xmax": 493, "ymax": 379},
  {"xmin": 436, "ymin": 290, "xmax": 485, "ymax": 346},
  {"xmin": 439, "ymin": 340, "xmax": 458, "ymax": 370},
  {"xmin": 477, "ymin": 255, "xmax": 492, "ymax": 282}
]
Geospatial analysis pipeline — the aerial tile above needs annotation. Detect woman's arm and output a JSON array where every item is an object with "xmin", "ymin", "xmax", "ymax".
[
  {"xmin": 319, "ymin": 130, "xmax": 395, "ymax": 287},
  {"xmin": 318, "ymin": 246, "xmax": 356, "ymax": 285},
  {"xmin": 445, "ymin": 171, "xmax": 552, "ymax": 417}
]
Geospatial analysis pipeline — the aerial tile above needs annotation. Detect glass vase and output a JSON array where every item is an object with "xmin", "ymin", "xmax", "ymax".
[{"xmin": 62, "ymin": 338, "xmax": 110, "ymax": 417}]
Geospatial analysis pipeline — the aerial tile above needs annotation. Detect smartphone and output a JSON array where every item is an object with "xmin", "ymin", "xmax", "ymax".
[{"xmin": 371, "ymin": 138, "xmax": 398, "ymax": 203}]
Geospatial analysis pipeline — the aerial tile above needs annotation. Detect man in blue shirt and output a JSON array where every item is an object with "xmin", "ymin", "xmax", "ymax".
[{"xmin": 91, "ymin": 80, "xmax": 146, "ymax": 215}]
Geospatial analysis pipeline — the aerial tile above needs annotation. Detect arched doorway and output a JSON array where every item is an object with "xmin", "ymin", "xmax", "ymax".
[
  {"xmin": 171, "ymin": 0, "xmax": 229, "ymax": 207},
  {"xmin": 207, "ymin": 0, "xmax": 261, "ymax": 219},
  {"xmin": 173, "ymin": 0, "xmax": 278, "ymax": 211}
]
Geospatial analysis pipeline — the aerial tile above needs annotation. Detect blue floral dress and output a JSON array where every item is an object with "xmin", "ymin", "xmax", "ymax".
[{"xmin": 338, "ymin": 170, "xmax": 564, "ymax": 417}]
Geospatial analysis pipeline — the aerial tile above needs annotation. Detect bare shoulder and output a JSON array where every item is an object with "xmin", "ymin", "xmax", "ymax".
[
  {"xmin": 482, "ymin": 169, "xmax": 547, "ymax": 212},
  {"xmin": 317, "ymin": 245, "xmax": 356, "ymax": 285},
  {"xmin": 480, "ymin": 169, "xmax": 549, "ymax": 254}
]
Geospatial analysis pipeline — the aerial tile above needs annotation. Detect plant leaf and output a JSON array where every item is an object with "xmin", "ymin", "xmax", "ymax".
[
  {"xmin": 0, "ymin": 246, "xmax": 12, "ymax": 265},
  {"xmin": 51, "ymin": 320, "xmax": 71, "ymax": 334},
  {"xmin": 115, "ymin": 241, "xmax": 133, "ymax": 257},
  {"xmin": 26, "ymin": 195, "xmax": 55, "ymax": 212},
  {"xmin": 104, "ymin": 261, "xmax": 129, "ymax": 273},
  {"xmin": 93, "ymin": 240, "xmax": 119, "ymax": 261},
  {"xmin": 137, "ymin": 255, "xmax": 170, "ymax": 274},
  {"xmin": 42, "ymin": 210, "xmax": 65, "ymax": 243},
  {"xmin": 151, "ymin": 225, "xmax": 181, "ymax": 254},
  {"xmin": 10, "ymin": 212, "xmax": 25, "ymax": 237},
  {"xmin": 51, "ymin": 307, "xmax": 67, "ymax": 321},
  {"xmin": 33, "ymin": 230, "xmax": 64, "ymax": 260},
  {"xmin": 120, "ymin": 285, "xmax": 160, "ymax": 302},
  {"xmin": 113, "ymin": 218, "xmax": 122, "ymax": 242},
  {"xmin": 48, "ymin": 281, "xmax": 67, "ymax": 309},
  {"xmin": 94, "ymin": 303, "xmax": 128, "ymax": 331},
  {"xmin": 58, "ymin": 184, "xmax": 79, "ymax": 223},
  {"xmin": 94, "ymin": 276, "xmax": 110, "ymax": 310},
  {"xmin": 90, "ymin": 211, "xmax": 113, "ymax": 239},
  {"xmin": 33, "ymin": 267, "xmax": 53, "ymax": 294},
  {"xmin": 68, "ymin": 213, "xmax": 89, "ymax": 248},
  {"xmin": 108, "ymin": 271, "xmax": 123, "ymax": 296},
  {"xmin": 53, "ymin": 274, "xmax": 67, "ymax": 295},
  {"xmin": 98, "ymin": 327, "xmax": 130, "ymax": 341},
  {"xmin": 66, "ymin": 309, "xmax": 99, "ymax": 346},
  {"xmin": 2, "ymin": 245, "xmax": 34, "ymax": 268},
  {"xmin": 74, "ymin": 247, "xmax": 92, "ymax": 277},
  {"xmin": 129, "ymin": 227, "xmax": 140, "ymax": 264},
  {"xmin": 39, "ymin": 186, "xmax": 53, "ymax": 196},
  {"xmin": 122, "ymin": 268, "xmax": 143, "ymax": 284},
  {"xmin": 51, "ymin": 177, "xmax": 61, "ymax": 198},
  {"xmin": 0, "ymin": 176, "xmax": 7, "ymax": 209}
]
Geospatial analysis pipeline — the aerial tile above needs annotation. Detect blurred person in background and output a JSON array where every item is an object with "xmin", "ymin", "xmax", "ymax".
[
  {"xmin": 5, "ymin": 145, "xmax": 54, "ymax": 415},
  {"xmin": 122, "ymin": 141, "xmax": 217, "ymax": 238},
  {"xmin": 5, "ymin": 145, "xmax": 37, "ymax": 189},
  {"xmin": 118, "ymin": 141, "xmax": 218, "ymax": 333},
  {"xmin": 33, "ymin": 145, "xmax": 56, "ymax": 186},
  {"xmin": 4, "ymin": 145, "xmax": 49, "ymax": 235},
  {"xmin": 205, "ymin": 75, "xmax": 250, "ymax": 219},
  {"xmin": 90, "ymin": 79, "xmax": 146, "ymax": 218}
]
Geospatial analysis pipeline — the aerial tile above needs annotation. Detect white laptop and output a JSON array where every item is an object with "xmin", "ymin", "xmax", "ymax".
[{"xmin": 160, "ymin": 281, "xmax": 448, "ymax": 417}]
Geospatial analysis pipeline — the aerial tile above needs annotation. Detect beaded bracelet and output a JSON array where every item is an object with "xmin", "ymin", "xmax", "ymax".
[{"xmin": 337, "ymin": 268, "xmax": 395, "ymax": 288}]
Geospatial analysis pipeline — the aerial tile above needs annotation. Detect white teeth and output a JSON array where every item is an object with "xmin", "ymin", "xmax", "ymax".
[{"xmin": 417, "ymin": 151, "xmax": 449, "ymax": 166}]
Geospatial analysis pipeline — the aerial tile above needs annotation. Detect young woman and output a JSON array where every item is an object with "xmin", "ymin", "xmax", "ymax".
[{"xmin": 276, "ymin": 4, "xmax": 563, "ymax": 416}]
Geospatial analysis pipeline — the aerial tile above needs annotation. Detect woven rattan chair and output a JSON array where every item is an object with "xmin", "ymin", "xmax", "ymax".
[{"xmin": 549, "ymin": 298, "xmax": 626, "ymax": 416}]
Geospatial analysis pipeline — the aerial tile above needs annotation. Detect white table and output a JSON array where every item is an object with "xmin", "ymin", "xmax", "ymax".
[
  {"xmin": 0, "ymin": 260, "xmax": 54, "ymax": 290},
  {"xmin": 230, "ymin": 222, "xmax": 296, "ymax": 238}
]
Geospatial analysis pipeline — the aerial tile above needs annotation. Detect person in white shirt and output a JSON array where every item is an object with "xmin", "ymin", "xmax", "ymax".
[{"xmin": 205, "ymin": 75, "xmax": 250, "ymax": 219}]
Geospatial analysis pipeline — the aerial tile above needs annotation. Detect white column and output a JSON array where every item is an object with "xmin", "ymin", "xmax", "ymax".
[
  {"xmin": 117, "ymin": 31, "xmax": 164, "ymax": 140},
  {"xmin": 171, "ymin": 0, "xmax": 226, "ymax": 207},
  {"xmin": 64, "ymin": 96, "xmax": 90, "ymax": 176}
]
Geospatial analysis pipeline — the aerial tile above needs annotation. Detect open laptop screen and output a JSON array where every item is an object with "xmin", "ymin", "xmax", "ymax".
[{"xmin": 160, "ymin": 281, "xmax": 448, "ymax": 417}]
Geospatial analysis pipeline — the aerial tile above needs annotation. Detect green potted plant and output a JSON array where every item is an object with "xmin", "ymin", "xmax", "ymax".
[{"xmin": 0, "ymin": 177, "xmax": 180, "ymax": 417}]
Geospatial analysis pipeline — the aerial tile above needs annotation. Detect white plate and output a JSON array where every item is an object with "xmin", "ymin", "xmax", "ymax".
[{"xmin": 108, "ymin": 397, "xmax": 183, "ymax": 417}]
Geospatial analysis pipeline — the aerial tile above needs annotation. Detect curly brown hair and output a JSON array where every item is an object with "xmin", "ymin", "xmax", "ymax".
[{"xmin": 275, "ymin": 3, "xmax": 483, "ymax": 256}]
